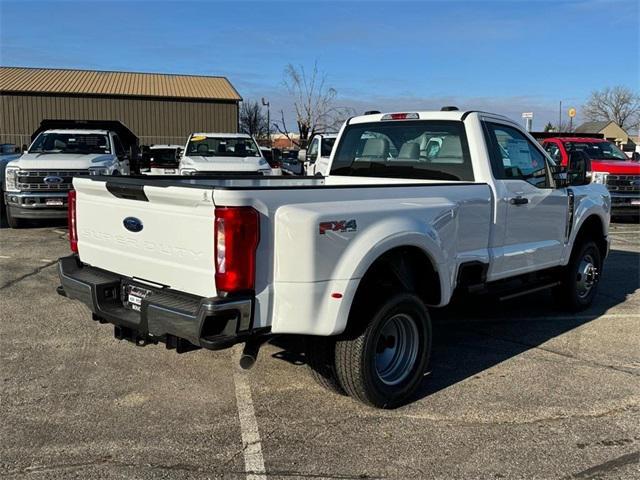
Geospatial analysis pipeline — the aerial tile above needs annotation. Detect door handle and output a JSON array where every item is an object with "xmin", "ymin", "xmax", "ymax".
[{"xmin": 509, "ymin": 197, "xmax": 529, "ymax": 205}]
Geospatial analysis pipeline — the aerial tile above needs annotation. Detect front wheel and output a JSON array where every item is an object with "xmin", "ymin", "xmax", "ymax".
[
  {"xmin": 554, "ymin": 240, "xmax": 602, "ymax": 311},
  {"xmin": 334, "ymin": 293, "xmax": 432, "ymax": 408}
]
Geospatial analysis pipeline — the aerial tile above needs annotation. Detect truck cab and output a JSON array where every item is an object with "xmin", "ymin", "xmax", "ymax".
[
  {"xmin": 4, "ymin": 120, "xmax": 137, "ymax": 228},
  {"xmin": 179, "ymin": 133, "xmax": 272, "ymax": 176},
  {"xmin": 541, "ymin": 136, "xmax": 640, "ymax": 216},
  {"xmin": 299, "ymin": 133, "xmax": 338, "ymax": 176}
]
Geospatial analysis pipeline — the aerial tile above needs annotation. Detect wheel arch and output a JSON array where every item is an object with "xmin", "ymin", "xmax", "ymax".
[
  {"xmin": 340, "ymin": 245, "xmax": 442, "ymax": 335},
  {"xmin": 571, "ymin": 213, "xmax": 608, "ymax": 261}
]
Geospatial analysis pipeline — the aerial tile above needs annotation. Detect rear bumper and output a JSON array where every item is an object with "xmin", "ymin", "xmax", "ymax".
[
  {"xmin": 4, "ymin": 192, "xmax": 69, "ymax": 219},
  {"xmin": 57, "ymin": 255, "xmax": 262, "ymax": 352}
]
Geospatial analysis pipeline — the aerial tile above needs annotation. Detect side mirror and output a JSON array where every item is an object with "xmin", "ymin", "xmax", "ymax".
[
  {"xmin": 298, "ymin": 149, "xmax": 307, "ymax": 162},
  {"xmin": 567, "ymin": 151, "xmax": 591, "ymax": 186},
  {"xmin": 632, "ymin": 151, "xmax": 640, "ymax": 162},
  {"xmin": 551, "ymin": 165, "xmax": 569, "ymax": 188}
]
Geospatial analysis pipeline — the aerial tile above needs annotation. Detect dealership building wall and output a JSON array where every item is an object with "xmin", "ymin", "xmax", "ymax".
[{"xmin": 0, "ymin": 67, "xmax": 241, "ymax": 147}]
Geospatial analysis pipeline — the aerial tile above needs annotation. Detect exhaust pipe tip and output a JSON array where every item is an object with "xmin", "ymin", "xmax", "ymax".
[
  {"xmin": 239, "ymin": 353, "xmax": 256, "ymax": 370},
  {"xmin": 239, "ymin": 339, "xmax": 263, "ymax": 370}
]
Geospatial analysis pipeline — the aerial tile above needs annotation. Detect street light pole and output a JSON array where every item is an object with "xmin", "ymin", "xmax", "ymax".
[{"xmin": 261, "ymin": 97, "xmax": 271, "ymax": 147}]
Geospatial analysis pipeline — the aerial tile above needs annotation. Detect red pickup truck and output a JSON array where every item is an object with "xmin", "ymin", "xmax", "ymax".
[{"xmin": 540, "ymin": 137, "xmax": 640, "ymax": 217}]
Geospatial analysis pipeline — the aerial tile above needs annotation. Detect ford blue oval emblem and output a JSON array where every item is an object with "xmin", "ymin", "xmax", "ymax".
[
  {"xmin": 123, "ymin": 217, "xmax": 143, "ymax": 232},
  {"xmin": 44, "ymin": 176, "xmax": 64, "ymax": 184}
]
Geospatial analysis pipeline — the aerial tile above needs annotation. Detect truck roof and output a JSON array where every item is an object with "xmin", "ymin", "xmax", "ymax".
[
  {"xmin": 348, "ymin": 110, "xmax": 510, "ymax": 125},
  {"xmin": 545, "ymin": 137, "xmax": 608, "ymax": 143},
  {"xmin": 191, "ymin": 133, "xmax": 252, "ymax": 139},
  {"xmin": 43, "ymin": 129, "xmax": 110, "ymax": 135},
  {"xmin": 149, "ymin": 144, "xmax": 182, "ymax": 149}
]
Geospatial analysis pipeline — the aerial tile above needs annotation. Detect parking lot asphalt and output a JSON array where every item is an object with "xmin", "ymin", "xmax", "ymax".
[{"xmin": 1, "ymin": 220, "xmax": 639, "ymax": 480}]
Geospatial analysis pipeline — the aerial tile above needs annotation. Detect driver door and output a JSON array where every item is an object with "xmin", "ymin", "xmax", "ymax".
[{"xmin": 484, "ymin": 121, "xmax": 569, "ymax": 279}]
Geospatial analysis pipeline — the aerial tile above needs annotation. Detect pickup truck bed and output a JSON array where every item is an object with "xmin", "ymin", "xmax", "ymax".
[{"xmin": 63, "ymin": 174, "xmax": 491, "ymax": 339}]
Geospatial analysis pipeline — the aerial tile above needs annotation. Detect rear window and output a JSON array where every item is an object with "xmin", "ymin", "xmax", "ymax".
[
  {"xmin": 321, "ymin": 137, "xmax": 336, "ymax": 156},
  {"xmin": 146, "ymin": 149, "xmax": 178, "ymax": 166},
  {"xmin": 330, "ymin": 121, "xmax": 473, "ymax": 181}
]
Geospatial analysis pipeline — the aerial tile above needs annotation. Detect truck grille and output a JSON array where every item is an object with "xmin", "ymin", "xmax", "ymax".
[
  {"xmin": 606, "ymin": 175, "xmax": 640, "ymax": 193},
  {"xmin": 16, "ymin": 170, "xmax": 88, "ymax": 191}
]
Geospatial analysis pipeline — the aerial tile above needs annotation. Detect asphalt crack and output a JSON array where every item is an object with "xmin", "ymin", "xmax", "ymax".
[
  {"xmin": 464, "ymin": 327, "xmax": 640, "ymax": 378},
  {"xmin": 563, "ymin": 451, "xmax": 640, "ymax": 479},
  {"xmin": 0, "ymin": 259, "xmax": 57, "ymax": 291}
]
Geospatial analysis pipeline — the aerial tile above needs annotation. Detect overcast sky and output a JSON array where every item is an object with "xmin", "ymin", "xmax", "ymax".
[{"xmin": 1, "ymin": 0, "xmax": 638, "ymax": 130}]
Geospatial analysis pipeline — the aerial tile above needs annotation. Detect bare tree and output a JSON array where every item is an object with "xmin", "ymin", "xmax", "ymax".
[
  {"xmin": 275, "ymin": 62, "xmax": 355, "ymax": 147},
  {"xmin": 543, "ymin": 120, "xmax": 574, "ymax": 133},
  {"xmin": 583, "ymin": 86, "xmax": 640, "ymax": 130},
  {"xmin": 239, "ymin": 100, "xmax": 269, "ymax": 142}
]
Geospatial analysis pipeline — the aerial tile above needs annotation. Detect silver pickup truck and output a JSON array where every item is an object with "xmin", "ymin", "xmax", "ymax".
[
  {"xmin": 4, "ymin": 120, "xmax": 137, "ymax": 228},
  {"xmin": 57, "ymin": 109, "xmax": 610, "ymax": 408}
]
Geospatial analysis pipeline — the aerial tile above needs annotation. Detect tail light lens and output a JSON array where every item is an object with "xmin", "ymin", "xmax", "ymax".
[
  {"xmin": 214, "ymin": 207, "xmax": 260, "ymax": 293},
  {"xmin": 68, "ymin": 189, "xmax": 78, "ymax": 253}
]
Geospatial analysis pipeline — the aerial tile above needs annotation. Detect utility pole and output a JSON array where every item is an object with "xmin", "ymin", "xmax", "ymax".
[
  {"xmin": 261, "ymin": 97, "xmax": 271, "ymax": 147},
  {"xmin": 558, "ymin": 101, "xmax": 562, "ymax": 132}
]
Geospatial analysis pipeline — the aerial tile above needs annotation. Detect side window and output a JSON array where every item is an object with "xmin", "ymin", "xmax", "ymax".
[
  {"xmin": 544, "ymin": 142, "xmax": 561, "ymax": 163},
  {"xmin": 485, "ymin": 123, "xmax": 550, "ymax": 188},
  {"xmin": 112, "ymin": 135, "xmax": 125, "ymax": 157},
  {"xmin": 308, "ymin": 138, "xmax": 319, "ymax": 161}
]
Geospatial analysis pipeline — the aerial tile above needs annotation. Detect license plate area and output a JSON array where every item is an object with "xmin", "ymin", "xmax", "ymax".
[
  {"xmin": 122, "ymin": 284, "xmax": 153, "ymax": 311},
  {"xmin": 46, "ymin": 198, "xmax": 64, "ymax": 206},
  {"xmin": 631, "ymin": 199, "xmax": 640, "ymax": 206}
]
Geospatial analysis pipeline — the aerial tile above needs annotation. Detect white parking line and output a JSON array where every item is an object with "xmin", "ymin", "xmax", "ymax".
[
  {"xmin": 0, "ymin": 255, "xmax": 10, "ymax": 259},
  {"xmin": 233, "ymin": 358, "xmax": 267, "ymax": 480}
]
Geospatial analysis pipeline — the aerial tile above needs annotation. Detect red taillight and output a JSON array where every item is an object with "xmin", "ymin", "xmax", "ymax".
[
  {"xmin": 68, "ymin": 189, "xmax": 78, "ymax": 253},
  {"xmin": 214, "ymin": 207, "xmax": 260, "ymax": 293}
]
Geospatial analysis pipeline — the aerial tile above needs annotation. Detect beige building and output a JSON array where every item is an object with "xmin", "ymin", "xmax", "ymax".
[
  {"xmin": 574, "ymin": 120, "xmax": 637, "ymax": 150},
  {"xmin": 0, "ymin": 67, "xmax": 241, "ymax": 146}
]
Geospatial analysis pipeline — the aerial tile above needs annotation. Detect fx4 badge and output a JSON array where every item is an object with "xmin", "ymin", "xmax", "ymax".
[{"xmin": 319, "ymin": 219, "xmax": 357, "ymax": 235}]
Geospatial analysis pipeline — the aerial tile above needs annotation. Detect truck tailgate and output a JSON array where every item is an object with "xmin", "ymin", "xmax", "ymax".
[{"xmin": 74, "ymin": 178, "xmax": 216, "ymax": 297}]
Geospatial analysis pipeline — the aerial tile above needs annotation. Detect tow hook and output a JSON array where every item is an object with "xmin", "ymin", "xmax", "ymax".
[{"xmin": 239, "ymin": 339, "xmax": 263, "ymax": 370}]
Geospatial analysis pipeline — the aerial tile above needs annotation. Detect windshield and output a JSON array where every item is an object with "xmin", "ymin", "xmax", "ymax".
[
  {"xmin": 564, "ymin": 141, "xmax": 627, "ymax": 161},
  {"xmin": 29, "ymin": 133, "xmax": 110, "ymax": 154},
  {"xmin": 186, "ymin": 136, "xmax": 260, "ymax": 157},
  {"xmin": 331, "ymin": 120, "xmax": 474, "ymax": 181}
]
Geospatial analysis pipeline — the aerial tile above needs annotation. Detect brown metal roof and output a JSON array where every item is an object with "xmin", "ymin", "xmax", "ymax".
[{"xmin": 0, "ymin": 67, "xmax": 241, "ymax": 101}]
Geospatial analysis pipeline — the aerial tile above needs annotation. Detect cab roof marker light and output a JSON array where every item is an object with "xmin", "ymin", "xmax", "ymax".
[{"xmin": 380, "ymin": 113, "xmax": 420, "ymax": 121}]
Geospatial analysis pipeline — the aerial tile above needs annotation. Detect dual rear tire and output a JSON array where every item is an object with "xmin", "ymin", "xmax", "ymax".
[{"xmin": 307, "ymin": 293, "xmax": 432, "ymax": 408}]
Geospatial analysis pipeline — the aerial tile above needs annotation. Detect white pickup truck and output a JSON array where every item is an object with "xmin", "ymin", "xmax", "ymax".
[
  {"xmin": 179, "ymin": 133, "xmax": 272, "ymax": 176},
  {"xmin": 4, "ymin": 120, "xmax": 137, "ymax": 228},
  {"xmin": 57, "ymin": 109, "xmax": 610, "ymax": 408},
  {"xmin": 299, "ymin": 133, "xmax": 338, "ymax": 176}
]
